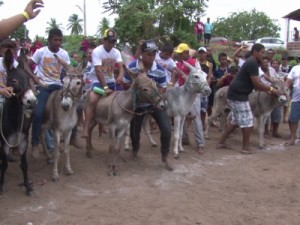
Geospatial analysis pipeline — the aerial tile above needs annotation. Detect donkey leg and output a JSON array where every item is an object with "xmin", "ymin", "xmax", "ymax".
[
  {"xmin": 63, "ymin": 131, "xmax": 74, "ymax": 176},
  {"xmin": 0, "ymin": 151, "xmax": 8, "ymax": 194},
  {"xmin": 52, "ymin": 131, "xmax": 61, "ymax": 182},
  {"xmin": 179, "ymin": 117, "xmax": 186, "ymax": 152},
  {"xmin": 173, "ymin": 116, "xmax": 181, "ymax": 159},
  {"xmin": 86, "ymin": 120, "xmax": 97, "ymax": 158},
  {"xmin": 124, "ymin": 124, "xmax": 131, "ymax": 151},
  {"xmin": 20, "ymin": 149, "xmax": 33, "ymax": 196},
  {"xmin": 142, "ymin": 115, "xmax": 157, "ymax": 147}
]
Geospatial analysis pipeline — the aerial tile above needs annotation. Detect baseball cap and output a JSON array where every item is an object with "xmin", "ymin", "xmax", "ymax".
[
  {"xmin": 141, "ymin": 41, "xmax": 158, "ymax": 52},
  {"xmin": 174, "ymin": 43, "xmax": 190, "ymax": 54},
  {"xmin": 103, "ymin": 28, "xmax": 117, "ymax": 42},
  {"xmin": 198, "ymin": 47, "xmax": 207, "ymax": 52}
]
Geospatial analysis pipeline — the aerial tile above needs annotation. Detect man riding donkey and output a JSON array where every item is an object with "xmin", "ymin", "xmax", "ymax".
[
  {"xmin": 82, "ymin": 28, "xmax": 124, "ymax": 138},
  {"xmin": 123, "ymin": 40, "xmax": 172, "ymax": 170},
  {"xmin": 26, "ymin": 28, "xmax": 83, "ymax": 159}
]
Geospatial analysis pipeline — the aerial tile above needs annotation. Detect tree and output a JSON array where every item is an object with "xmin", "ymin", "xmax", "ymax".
[
  {"xmin": 212, "ymin": 9, "xmax": 281, "ymax": 41},
  {"xmin": 67, "ymin": 14, "xmax": 83, "ymax": 35},
  {"xmin": 10, "ymin": 25, "xmax": 29, "ymax": 40},
  {"xmin": 102, "ymin": 0, "xmax": 208, "ymax": 49},
  {"xmin": 96, "ymin": 17, "xmax": 110, "ymax": 37},
  {"xmin": 45, "ymin": 18, "xmax": 63, "ymax": 35}
]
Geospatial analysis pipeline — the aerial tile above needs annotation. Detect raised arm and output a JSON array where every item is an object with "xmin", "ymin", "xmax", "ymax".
[{"xmin": 0, "ymin": 0, "xmax": 44, "ymax": 39}]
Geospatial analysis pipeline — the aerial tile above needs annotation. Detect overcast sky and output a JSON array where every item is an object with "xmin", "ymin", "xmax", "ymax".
[{"xmin": 0, "ymin": 0, "xmax": 299, "ymax": 41}]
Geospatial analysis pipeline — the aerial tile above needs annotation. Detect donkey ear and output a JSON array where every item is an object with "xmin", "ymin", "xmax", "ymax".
[
  {"xmin": 182, "ymin": 60, "xmax": 195, "ymax": 71},
  {"xmin": 54, "ymin": 54, "xmax": 71, "ymax": 71},
  {"xmin": 123, "ymin": 64, "xmax": 138, "ymax": 80}
]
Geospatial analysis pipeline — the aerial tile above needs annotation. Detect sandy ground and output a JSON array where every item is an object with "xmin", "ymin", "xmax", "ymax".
[{"xmin": 0, "ymin": 122, "xmax": 300, "ymax": 225}]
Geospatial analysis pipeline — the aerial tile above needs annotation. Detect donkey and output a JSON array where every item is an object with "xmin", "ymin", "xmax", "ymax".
[
  {"xmin": 83, "ymin": 65, "xmax": 167, "ymax": 176},
  {"xmin": 140, "ymin": 62, "xmax": 211, "ymax": 159},
  {"xmin": 205, "ymin": 79, "xmax": 287, "ymax": 148},
  {"xmin": 40, "ymin": 61, "xmax": 84, "ymax": 181},
  {"xmin": 0, "ymin": 50, "xmax": 37, "ymax": 195}
]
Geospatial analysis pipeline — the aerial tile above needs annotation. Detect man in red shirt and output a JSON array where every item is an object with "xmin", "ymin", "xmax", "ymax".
[
  {"xmin": 174, "ymin": 43, "xmax": 206, "ymax": 153},
  {"xmin": 194, "ymin": 18, "xmax": 204, "ymax": 43}
]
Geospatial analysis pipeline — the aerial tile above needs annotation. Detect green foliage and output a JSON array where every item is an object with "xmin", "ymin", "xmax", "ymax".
[
  {"xmin": 103, "ymin": 0, "xmax": 207, "ymax": 48},
  {"xmin": 96, "ymin": 18, "xmax": 110, "ymax": 37},
  {"xmin": 213, "ymin": 9, "xmax": 281, "ymax": 41},
  {"xmin": 289, "ymin": 59, "xmax": 298, "ymax": 67},
  {"xmin": 67, "ymin": 14, "xmax": 83, "ymax": 35},
  {"xmin": 62, "ymin": 35, "xmax": 85, "ymax": 55},
  {"xmin": 45, "ymin": 18, "xmax": 63, "ymax": 36},
  {"xmin": 10, "ymin": 25, "xmax": 28, "ymax": 40}
]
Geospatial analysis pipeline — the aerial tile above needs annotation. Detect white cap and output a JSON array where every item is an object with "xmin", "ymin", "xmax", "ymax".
[{"xmin": 198, "ymin": 47, "xmax": 207, "ymax": 52}]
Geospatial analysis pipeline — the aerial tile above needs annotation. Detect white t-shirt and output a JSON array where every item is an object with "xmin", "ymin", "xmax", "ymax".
[
  {"xmin": 155, "ymin": 52, "xmax": 176, "ymax": 83},
  {"xmin": 0, "ymin": 57, "xmax": 18, "ymax": 89},
  {"xmin": 32, "ymin": 46, "xmax": 70, "ymax": 86},
  {"xmin": 287, "ymin": 64, "xmax": 300, "ymax": 102},
  {"xmin": 259, "ymin": 66, "xmax": 278, "ymax": 85},
  {"xmin": 91, "ymin": 45, "xmax": 123, "ymax": 84}
]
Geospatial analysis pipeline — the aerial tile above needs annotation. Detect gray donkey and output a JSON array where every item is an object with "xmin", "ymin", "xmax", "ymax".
[{"xmin": 83, "ymin": 63, "xmax": 167, "ymax": 176}]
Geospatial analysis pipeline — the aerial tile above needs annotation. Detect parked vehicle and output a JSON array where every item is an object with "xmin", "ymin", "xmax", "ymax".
[
  {"xmin": 255, "ymin": 37, "xmax": 285, "ymax": 49},
  {"xmin": 210, "ymin": 37, "xmax": 240, "ymax": 46}
]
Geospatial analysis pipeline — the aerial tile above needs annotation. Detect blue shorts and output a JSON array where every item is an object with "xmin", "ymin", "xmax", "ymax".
[
  {"xmin": 271, "ymin": 106, "xmax": 281, "ymax": 123},
  {"xmin": 228, "ymin": 99, "xmax": 254, "ymax": 128},
  {"xmin": 91, "ymin": 82, "xmax": 115, "ymax": 91},
  {"xmin": 289, "ymin": 101, "xmax": 300, "ymax": 122},
  {"xmin": 200, "ymin": 96, "xmax": 208, "ymax": 113}
]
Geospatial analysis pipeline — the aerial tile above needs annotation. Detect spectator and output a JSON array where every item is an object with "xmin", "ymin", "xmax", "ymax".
[
  {"xmin": 70, "ymin": 51, "xmax": 80, "ymax": 67},
  {"xmin": 194, "ymin": 18, "xmax": 204, "ymax": 43},
  {"xmin": 80, "ymin": 36, "xmax": 90, "ymax": 53},
  {"xmin": 204, "ymin": 18, "xmax": 213, "ymax": 45},
  {"xmin": 175, "ymin": 43, "xmax": 206, "ymax": 153},
  {"xmin": 285, "ymin": 58, "xmax": 300, "ymax": 145},
  {"xmin": 293, "ymin": 27, "xmax": 299, "ymax": 41},
  {"xmin": 216, "ymin": 65, "xmax": 239, "ymax": 88},
  {"xmin": 217, "ymin": 43, "xmax": 280, "ymax": 154}
]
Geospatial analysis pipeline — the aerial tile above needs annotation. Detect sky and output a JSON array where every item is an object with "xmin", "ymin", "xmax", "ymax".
[{"xmin": 0, "ymin": 0, "xmax": 299, "ymax": 41}]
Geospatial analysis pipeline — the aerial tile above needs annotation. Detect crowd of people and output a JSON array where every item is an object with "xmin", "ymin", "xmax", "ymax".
[{"xmin": 0, "ymin": 0, "xmax": 300, "ymax": 167}]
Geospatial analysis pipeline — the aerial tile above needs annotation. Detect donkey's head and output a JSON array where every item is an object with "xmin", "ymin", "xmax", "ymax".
[
  {"xmin": 271, "ymin": 78, "xmax": 288, "ymax": 105},
  {"xmin": 60, "ymin": 69, "xmax": 83, "ymax": 111},
  {"xmin": 183, "ymin": 61, "xmax": 211, "ymax": 96},
  {"xmin": 124, "ymin": 64, "xmax": 167, "ymax": 110},
  {"xmin": 5, "ymin": 49, "xmax": 37, "ymax": 109},
  {"xmin": 53, "ymin": 54, "xmax": 84, "ymax": 111}
]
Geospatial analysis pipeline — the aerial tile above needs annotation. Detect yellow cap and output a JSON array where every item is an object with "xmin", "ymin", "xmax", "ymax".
[{"xmin": 174, "ymin": 43, "xmax": 190, "ymax": 54}]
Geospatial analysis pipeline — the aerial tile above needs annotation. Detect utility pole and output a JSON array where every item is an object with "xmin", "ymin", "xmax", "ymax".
[{"xmin": 76, "ymin": 0, "xmax": 87, "ymax": 36}]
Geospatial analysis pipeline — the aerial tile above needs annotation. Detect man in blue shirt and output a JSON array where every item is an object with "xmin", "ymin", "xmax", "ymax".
[{"xmin": 123, "ymin": 40, "xmax": 172, "ymax": 170}]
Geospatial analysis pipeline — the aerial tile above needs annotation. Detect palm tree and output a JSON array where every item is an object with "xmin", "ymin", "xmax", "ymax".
[
  {"xmin": 45, "ymin": 18, "xmax": 63, "ymax": 35},
  {"xmin": 96, "ymin": 17, "xmax": 110, "ymax": 37},
  {"xmin": 67, "ymin": 14, "xmax": 83, "ymax": 35}
]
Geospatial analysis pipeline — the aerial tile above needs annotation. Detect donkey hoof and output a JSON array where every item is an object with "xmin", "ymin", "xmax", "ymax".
[
  {"xmin": 164, "ymin": 163, "xmax": 173, "ymax": 171},
  {"xmin": 47, "ymin": 159, "xmax": 54, "ymax": 165},
  {"xmin": 26, "ymin": 187, "xmax": 33, "ymax": 196},
  {"xmin": 151, "ymin": 143, "xmax": 158, "ymax": 148},
  {"xmin": 174, "ymin": 154, "xmax": 179, "ymax": 160},
  {"xmin": 52, "ymin": 175, "xmax": 60, "ymax": 182},
  {"xmin": 124, "ymin": 147, "xmax": 130, "ymax": 151},
  {"xmin": 86, "ymin": 151, "xmax": 92, "ymax": 158},
  {"xmin": 66, "ymin": 169, "xmax": 74, "ymax": 176}
]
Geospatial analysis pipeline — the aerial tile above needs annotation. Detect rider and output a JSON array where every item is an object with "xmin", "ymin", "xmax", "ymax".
[
  {"xmin": 81, "ymin": 28, "xmax": 124, "ymax": 138},
  {"xmin": 28, "ymin": 28, "xmax": 82, "ymax": 159},
  {"xmin": 123, "ymin": 40, "xmax": 171, "ymax": 167}
]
